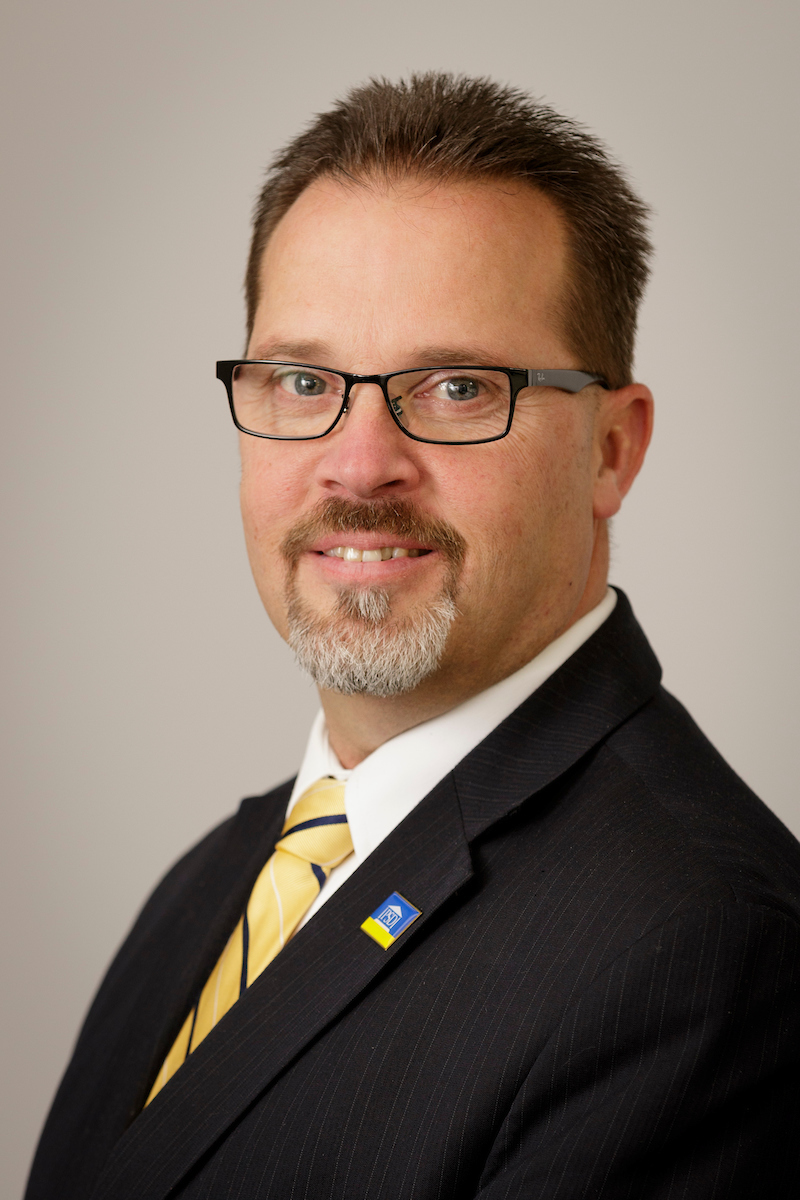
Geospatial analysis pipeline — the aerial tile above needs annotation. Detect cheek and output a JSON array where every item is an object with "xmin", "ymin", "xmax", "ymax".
[
  {"xmin": 238, "ymin": 448, "xmax": 312, "ymax": 615},
  {"xmin": 513, "ymin": 410, "xmax": 597, "ymax": 524},
  {"xmin": 445, "ymin": 417, "xmax": 595, "ymax": 585},
  {"xmin": 239, "ymin": 474, "xmax": 276, "ymax": 578},
  {"xmin": 239, "ymin": 468, "xmax": 273, "ymax": 545},
  {"xmin": 478, "ymin": 425, "xmax": 589, "ymax": 530},
  {"xmin": 239, "ymin": 443, "xmax": 311, "ymax": 548}
]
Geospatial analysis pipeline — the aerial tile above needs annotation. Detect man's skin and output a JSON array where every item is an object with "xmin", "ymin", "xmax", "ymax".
[{"xmin": 240, "ymin": 175, "xmax": 654, "ymax": 767}]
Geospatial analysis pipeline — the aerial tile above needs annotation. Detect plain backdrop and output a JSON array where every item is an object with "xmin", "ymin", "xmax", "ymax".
[{"xmin": 2, "ymin": 0, "xmax": 798, "ymax": 1193}]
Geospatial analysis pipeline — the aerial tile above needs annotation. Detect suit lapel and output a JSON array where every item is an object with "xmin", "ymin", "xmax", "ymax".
[
  {"xmin": 90, "ymin": 591, "xmax": 661, "ymax": 1200},
  {"xmin": 90, "ymin": 774, "xmax": 473, "ymax": 1200},
  {"xmin": 457, "ymin": 590, "xmax": 662, "ymax": 839},
  {"xmin": 120, "ymin": 782, "xmax": 292, "ymax": 1123}
]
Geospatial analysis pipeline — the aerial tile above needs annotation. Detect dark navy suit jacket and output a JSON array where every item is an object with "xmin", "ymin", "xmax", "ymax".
[{"xmin": 26, "ymin": 592, "xmax": 800, "ymax": 1198}]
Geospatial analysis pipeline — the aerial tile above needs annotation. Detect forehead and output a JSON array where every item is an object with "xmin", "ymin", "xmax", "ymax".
[{"xmin": 251, "ymin": 174, "xmax": 570, "ymax": 367}]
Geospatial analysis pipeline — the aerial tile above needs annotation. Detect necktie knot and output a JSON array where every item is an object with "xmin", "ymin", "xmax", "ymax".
[{"xmin": 277, "ymin": 777, "xmax": 352, "ymax": 872}]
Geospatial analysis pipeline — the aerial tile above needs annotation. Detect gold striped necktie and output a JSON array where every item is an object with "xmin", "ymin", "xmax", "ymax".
[{"xmin": 145, "ymin": 776, "xmax": 351, "ymax": 1105}]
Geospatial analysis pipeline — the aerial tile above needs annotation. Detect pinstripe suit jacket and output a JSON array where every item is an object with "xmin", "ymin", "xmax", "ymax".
[{"xmin": 26, "ymin": 592, "xmax": 800, "ymax": 1199}]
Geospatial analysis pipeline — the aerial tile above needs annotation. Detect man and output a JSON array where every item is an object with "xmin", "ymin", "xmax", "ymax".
[{"xmin": 26, "ymin": 73, "xmax": 800, "ymax": 1199}]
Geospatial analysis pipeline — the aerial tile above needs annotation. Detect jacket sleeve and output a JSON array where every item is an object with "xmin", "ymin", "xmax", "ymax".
[{"xmin": 475, "ymin": 901, "xmax": 800, "ymax": 1199}]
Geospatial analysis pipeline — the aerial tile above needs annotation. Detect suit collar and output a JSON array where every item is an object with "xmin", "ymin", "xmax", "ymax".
[
  {"xmin": 90, "ymin": 589, "xmax": 661, "ymax": 1200},
  {"xmin": 457, "ymin": 588, "xmax": 662, "ymax": 840}
]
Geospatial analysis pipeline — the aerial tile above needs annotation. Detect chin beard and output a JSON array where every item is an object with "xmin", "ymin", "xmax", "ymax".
[
  {"xmin": 280, "ymin": 496, "xmax": 465, "ymax": 697},
  {"xmin": 286, "ymin": 584, "xmax": 459, "ymax": 697}
]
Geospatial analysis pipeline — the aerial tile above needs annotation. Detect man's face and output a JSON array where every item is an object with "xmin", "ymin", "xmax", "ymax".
[{"xmin": 241, "ymin": 175, "xmax": 612, "ymax": 701}]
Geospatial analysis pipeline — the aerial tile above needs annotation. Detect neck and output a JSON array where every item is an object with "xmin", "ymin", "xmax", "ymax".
[{"xmin": 321, "ymin": 523, "xmax": 610, "ymax": 768}]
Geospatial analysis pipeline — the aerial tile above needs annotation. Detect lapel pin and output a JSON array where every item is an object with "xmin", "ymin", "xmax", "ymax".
[{"xmin": 361, "ymin": 891, "xmax": 422, "ymax": 949}]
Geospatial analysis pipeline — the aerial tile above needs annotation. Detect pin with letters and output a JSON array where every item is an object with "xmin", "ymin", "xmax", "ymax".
[{"xmin": 361, "ymin": 891, "xmax": 422, "ymax": 949}]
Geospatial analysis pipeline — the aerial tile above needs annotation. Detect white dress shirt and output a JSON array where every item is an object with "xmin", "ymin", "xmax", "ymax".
[{"xmin": 289, "ymin": 587, "xmax": 616, "ymax": 930}]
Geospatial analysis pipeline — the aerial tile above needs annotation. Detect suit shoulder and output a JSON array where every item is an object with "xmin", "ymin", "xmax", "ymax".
[
  {"xmin": 605, "ymin": 688, "xmax": 800, "ymax": 917},
  {"xmin": 127, "ymin": 814, "xmax": 235, "ymax": 939},
  {"xmin": 111, "ymin": 779, "xmax": 294, "ymax": 967}
]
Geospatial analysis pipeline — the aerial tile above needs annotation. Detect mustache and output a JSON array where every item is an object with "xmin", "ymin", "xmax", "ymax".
[{"xmin": 280, "ymin": 497, "xmax": 466, "ymax": 572}]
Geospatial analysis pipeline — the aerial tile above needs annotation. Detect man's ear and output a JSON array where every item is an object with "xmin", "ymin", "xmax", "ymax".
[{"xmin": 592, "ymin": 383, "xmax": 654, "ymax": 520}]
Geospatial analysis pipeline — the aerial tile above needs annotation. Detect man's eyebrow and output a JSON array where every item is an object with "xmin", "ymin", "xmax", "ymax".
[
  {"xmin": 405, "ymin": 346, "xmax": 516, "ymax": 368},
  {"xmin": 248, "ymin": 340, "xmax": 333, "ymax": 363},
  {"xmin": 247, "ymin": 343, "xmax": 518, "ymax": 369}
]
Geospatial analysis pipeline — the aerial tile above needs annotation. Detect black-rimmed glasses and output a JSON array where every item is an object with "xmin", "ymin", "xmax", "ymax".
[{"xmin": 216, "ymin": 361, "xmax": 608, "ymax": 446}]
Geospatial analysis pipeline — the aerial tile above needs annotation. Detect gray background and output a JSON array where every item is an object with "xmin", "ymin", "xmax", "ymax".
[{"xmin": 2, "ymin": 0, "xmax": 798, "ymax": 1193}]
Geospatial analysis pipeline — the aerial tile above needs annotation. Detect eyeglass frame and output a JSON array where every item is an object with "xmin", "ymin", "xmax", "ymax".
[{"xmin": 216, "ymin": 360, "xmax": 609, "ymax": 446}]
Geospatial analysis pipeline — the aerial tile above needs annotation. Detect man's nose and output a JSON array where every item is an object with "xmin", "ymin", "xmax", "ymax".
[{"xmin": 312, "ymin": 382, "xmax": 422, "ymax": 500}]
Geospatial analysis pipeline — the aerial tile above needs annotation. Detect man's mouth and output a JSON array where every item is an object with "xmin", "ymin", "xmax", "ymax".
[
  {"xmin": 281, "ymin": 497, "xmax": 465, "ymax": 576},
  {"xmin": 322, "ymin": 545, "xmax": 431, "ymax": 562}
]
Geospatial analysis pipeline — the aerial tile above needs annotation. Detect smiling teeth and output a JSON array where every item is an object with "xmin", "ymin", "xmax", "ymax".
[{"xmin": 324, "ymin": 546, "xmax": 423, "ymax": 561}]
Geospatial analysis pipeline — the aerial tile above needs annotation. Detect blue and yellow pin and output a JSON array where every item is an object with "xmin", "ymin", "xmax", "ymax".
[{"xmin": 361, "ymin": 892, "xmax": 422, "ymax": 949}]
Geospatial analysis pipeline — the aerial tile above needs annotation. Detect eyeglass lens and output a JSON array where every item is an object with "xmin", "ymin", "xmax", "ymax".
[{"xmin": 230, "ymin": 363, "xmax": 513, "ymax": 442}]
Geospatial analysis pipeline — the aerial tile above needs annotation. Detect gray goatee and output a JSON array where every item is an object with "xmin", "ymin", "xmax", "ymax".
[{"xmin": 282, "ymin": 499, "xmax": 465, "ymax": 697}]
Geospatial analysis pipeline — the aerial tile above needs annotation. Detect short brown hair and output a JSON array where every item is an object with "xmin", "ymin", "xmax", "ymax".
[{"xmin": 245, "ymin": 73, "xmax": 651, "ymax": 388}]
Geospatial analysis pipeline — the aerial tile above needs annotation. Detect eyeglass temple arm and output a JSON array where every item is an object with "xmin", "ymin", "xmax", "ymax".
[{"xmin": 527, "ymin": 369, "xmax": 608, "ymax": 392}]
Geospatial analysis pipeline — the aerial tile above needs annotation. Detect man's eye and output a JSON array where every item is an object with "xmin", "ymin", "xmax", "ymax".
[
  {"xmin": 278, "ymin": 371, "xmax": 328, "ymax": 397},
  {"xmin": 436, "ymin": 376, "xmax": 481, "ymax": 402}
]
